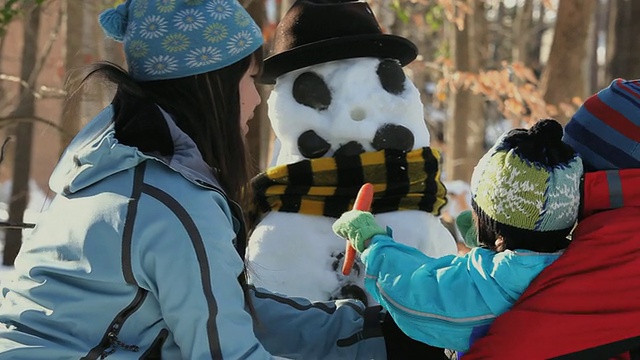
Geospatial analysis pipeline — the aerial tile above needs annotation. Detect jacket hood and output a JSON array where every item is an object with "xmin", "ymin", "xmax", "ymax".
[{"xmin": 50, "ymin": 105, "xmax": 220, "ymax": 195}]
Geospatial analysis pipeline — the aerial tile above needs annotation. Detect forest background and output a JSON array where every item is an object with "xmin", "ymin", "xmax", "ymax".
[{"xmin": 0, "ymin": 0, "xmax": 637, "ymax": 265}]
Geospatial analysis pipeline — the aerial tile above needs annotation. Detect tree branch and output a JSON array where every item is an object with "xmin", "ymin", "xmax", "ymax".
[
  {"xmin": 0, "ymin": 116, "xmax": 70, "ymax": 136},
  {"xmin": 0, "ymin": 2, "xmax": 64, "ymax": 110},
  {"xmin": 0, "ymin": 0, "xmax": 48, "ymax": 35},
  {"xmin": 26, "ymin": 1, "xmax": 63, "ymax": 86},
  {"xmin": 0, "ymin": 74, "xmax": 66, "ymax": 99}
]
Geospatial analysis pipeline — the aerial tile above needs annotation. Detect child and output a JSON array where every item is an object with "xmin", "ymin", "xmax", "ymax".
[
  {"xmin": 464, "ymin": 79, "xmax": 640, "ymax": 359},
  {"xmin": 333, "ymin": 119, "xmax": 583, "ymax": 353}
]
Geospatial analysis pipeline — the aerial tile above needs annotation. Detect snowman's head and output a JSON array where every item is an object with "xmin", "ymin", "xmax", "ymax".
[{"xmin": 268, "ymin": 57, "xmax": 431, "ymax": 165}]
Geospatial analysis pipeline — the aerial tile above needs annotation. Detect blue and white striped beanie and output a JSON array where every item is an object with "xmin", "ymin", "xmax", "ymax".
[
  {"xmin": 563, "ymin": 78, "xmax": 640, "ymax": 171},
  {"xmin": 99, "ymin": 0, "xmax": 263, "ymax": 81}
]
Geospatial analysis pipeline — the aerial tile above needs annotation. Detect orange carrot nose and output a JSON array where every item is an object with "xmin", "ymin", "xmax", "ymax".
[{"xmin": 342, "ymin": 182, "xmax": 375, "ymax": 276}]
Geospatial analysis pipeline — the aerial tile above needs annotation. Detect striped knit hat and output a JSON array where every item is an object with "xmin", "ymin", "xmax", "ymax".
[
  {"xmin": 470, "ymin": 119, "xmax": 583, "ymax": 241},
  {"xmin": 563, "ymin": 78, "xmax": 640, "ymax": 171},
  {"xmin": 98, "ymin": 0, "xmax": 263, "ymax": 81}
]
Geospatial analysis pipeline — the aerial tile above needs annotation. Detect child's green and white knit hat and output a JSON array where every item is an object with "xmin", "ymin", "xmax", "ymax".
[
  {"xmin": 470, "ymin": 119, "xmax": 583, "ymax": 240},
  {"xmin": 99, "ymin": 0, "xmax": 263, "ymax": 81}
]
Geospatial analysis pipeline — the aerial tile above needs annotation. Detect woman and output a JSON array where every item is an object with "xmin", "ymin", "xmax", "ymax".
[{"xmin": 0, "ymin": 1, "xmax": 432, "ymax": 359}]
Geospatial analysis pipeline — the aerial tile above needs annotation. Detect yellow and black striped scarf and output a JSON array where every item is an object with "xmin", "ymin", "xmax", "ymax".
[{"xmin": 252, "ymin": 147, "xmax": 448, "ymax": 218}]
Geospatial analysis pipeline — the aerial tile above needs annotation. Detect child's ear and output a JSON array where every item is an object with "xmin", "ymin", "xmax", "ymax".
[{"xmin": 494, "ymin": 236, "xmax": 505, "ymax": 249}]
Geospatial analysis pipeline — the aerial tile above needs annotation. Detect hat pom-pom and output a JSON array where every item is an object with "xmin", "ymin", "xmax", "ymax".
[
  {"xmin": 528, "ymin": 118, "xmax": 563, "ymax": 145},
  {"xmin": 99, "ymin": 3, "xmax": 129, "ymax": 42},
  {"xmin": 509, "ymin": 118, "xmax": 576, "ymax": 167}
]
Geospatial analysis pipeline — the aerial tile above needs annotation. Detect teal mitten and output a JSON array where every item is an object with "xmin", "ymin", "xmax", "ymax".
[
  {"xmin": 455, "ymin": 210, "xmax": 478, "ymax": 248},
  {"xmin": 332, "ymin": 210, "xmax": 386, "ymax": 253}
]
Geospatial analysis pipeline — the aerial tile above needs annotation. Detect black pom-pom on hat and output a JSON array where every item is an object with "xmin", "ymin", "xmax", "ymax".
[{"xmin": 499, "ymin": 118, "xmax": 577, "ymax": 168}]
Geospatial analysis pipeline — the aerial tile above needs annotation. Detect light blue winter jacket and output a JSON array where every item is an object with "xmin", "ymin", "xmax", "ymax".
[
  {"xmin": 0, "ymin": 106, "xmax": 387, "ymax": 359},
  {"xmin": 363, "ymin": 233, "xmax": 561, "ymax": 352}
]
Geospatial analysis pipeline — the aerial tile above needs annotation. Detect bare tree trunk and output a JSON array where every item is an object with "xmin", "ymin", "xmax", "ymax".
[
  {"xmin": 4, "ymin": 3, "xmax": 41, "ymax": 266},
  {"xmin": 0, "ymin": 32, "xmax": 7, "ymax": 103},
  {"xmin": 466, "ymin": 1, "xmax": 487, "ymax": 173},
  {"xmin": 445, "ymin": 22, "xmax": 468, "ymax": 182},
  {"xmin": 445, "ymin": 3, "xmax": 485, "ymax": 182},
  {"xmin": 60, "ymin": 0, "xmax": 83, "ymax": 151},
  {"xmin": 369, "ymin": 0, "xmax": 395, "ymax": 33},
  {"xmin": 540, "ymin": 0, "xmax": 596, "ymax": 123},
  {"xmin": 491, "ymin": 1, "xmax": 507, "ymax": 65},
  {"xmin": 527, "ymin": 0, "xmax": 546, "ymax": 76},
  {"xmin": 586, "ymin": 0, "xmax": 611, "ymax": 94},
  {"xmin": 585, "ymin": 0, "xmax": 598, "ymax": 96},
  {"xmin": 607, "ymin": 0, "xmax": 640, "ymax": 81},
  {"xmin": 513, "ymin": 0, "xmax": 534, "ymax": 65}
]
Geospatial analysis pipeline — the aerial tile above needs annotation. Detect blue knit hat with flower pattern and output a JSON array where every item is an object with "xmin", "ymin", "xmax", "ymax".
[{"xmin": 99, "ymin": 0, "xmax": 263, "ymax": 81}]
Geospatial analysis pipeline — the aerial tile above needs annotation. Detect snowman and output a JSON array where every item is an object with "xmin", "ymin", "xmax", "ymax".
[{"xmin": 247, "ymin": 0, "xmax": 457, "ymax": 305}]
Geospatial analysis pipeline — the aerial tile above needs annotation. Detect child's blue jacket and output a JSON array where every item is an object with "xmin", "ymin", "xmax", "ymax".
[{"xmin": 363, "ymin": 233, "xmax": 561, "ymax": 352}]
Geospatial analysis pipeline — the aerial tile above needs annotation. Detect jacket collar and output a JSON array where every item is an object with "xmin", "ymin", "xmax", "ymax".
[{"xmin": 49, "ymin": 105, "xmax": 221, "ymax": 195}]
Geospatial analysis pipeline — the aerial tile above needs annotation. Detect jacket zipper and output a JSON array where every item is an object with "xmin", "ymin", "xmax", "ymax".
[
  {"xmin": 81, "ymin": 288, "xmax": 147, "ymax": 360},
  {"xmin": 101, "ymin": 323, "xmax": 141, "ymax": 359}
]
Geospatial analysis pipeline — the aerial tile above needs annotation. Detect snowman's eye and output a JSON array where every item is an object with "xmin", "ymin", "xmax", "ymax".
[
  {"xmin": 292, "ymin": 72, "xmax": 332, "ymax": 111},
  {"xmin": 377, "ymin": 59, "xmax": 405, "ymax": 95}
]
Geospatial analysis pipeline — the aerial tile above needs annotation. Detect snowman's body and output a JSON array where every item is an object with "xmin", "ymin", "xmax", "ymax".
[{"xmin": 247, "ymin": 58, "xmax": 457, "ymax": 304}]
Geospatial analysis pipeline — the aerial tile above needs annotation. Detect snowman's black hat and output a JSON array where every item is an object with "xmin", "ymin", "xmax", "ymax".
[{"xmin": 260, "ymin": 0, "xmax": 418, "ymax": 84}]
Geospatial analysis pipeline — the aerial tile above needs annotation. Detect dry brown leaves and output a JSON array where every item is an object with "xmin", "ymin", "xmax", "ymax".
[{"xmin": 435, "ymin": 60, "xmax": 580, "ymax": 126}]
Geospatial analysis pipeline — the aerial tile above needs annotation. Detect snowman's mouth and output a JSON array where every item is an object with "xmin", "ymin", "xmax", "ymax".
[
  {"xmin": 372, "ymin": 124, "xmax": 415, "ymax": 152},
  {"xmin": 297, "ymin": 130, "xmax": 331, "ymax": 158},
  {"xmin": 296, "ymin": 124, "xmax": 415, "ymax": 159},
  {"xmin": 334, "ymin": 141, "xmax": 365, "ymax": 157}
]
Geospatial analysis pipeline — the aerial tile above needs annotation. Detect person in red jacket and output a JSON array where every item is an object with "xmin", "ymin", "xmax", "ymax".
[{"xmin": 463, "ymin": 78, "xmax": 640, "ymax": 360}]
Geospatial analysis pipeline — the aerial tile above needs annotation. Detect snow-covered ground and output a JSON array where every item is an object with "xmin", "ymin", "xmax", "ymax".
[{"xmin": 0, "ymin": 180, "xmax": 51, "ymax": 281}]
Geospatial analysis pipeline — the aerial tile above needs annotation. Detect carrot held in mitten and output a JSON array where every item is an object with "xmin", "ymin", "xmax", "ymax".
[
  {"xmin": 333, "ymin": 209, "xmax": 386, "ymax": 253},
  {"xmin": 333, "ymin": 194, "xmax": 387, "ymax": 275},
  {"xmin": 337, "ymin": 183, "xmax": 375, "ymax": 275}
]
